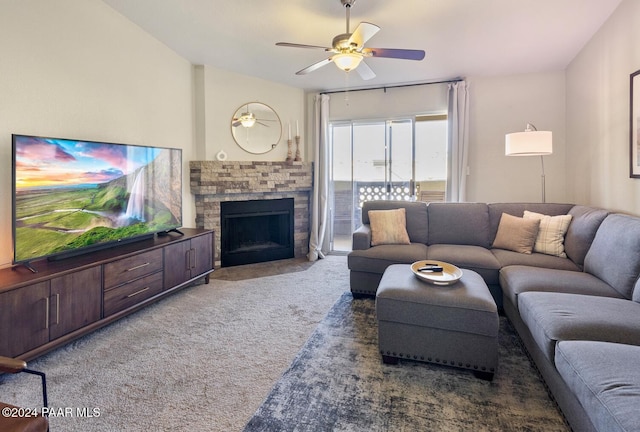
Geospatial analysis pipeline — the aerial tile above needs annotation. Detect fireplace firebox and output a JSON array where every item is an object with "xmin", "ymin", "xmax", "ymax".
[{"xmin": 220, "ymin": 198, "xmax": 294, "ymax": 267}]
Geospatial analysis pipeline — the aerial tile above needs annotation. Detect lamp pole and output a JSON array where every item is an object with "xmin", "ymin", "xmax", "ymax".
[{"xmin": 540, "ymin": 155, "xmax": 546, "ymax": 203}]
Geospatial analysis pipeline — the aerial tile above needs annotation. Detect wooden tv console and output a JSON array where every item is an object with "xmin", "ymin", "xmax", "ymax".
[{"xmin": 0, "ymin": 228, "xmax": 214, "ymax": 361}]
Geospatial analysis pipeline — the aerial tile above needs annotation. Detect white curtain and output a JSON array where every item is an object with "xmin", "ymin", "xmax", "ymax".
[
  {"xmin": 446, "ymin": 81, "xmax": 470, "ymax": 202},
  {"xmin": 308, "ymin": 93, "xmax": 330, "ymax": 261}
]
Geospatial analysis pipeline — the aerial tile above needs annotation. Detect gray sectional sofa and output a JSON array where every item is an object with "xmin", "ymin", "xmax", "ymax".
[{"xmin": 347, "ymin": 200, "xmax": 640, "ymax": 432}]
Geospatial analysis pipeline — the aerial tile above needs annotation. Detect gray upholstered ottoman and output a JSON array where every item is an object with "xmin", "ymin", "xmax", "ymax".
[{"xmin": 376, "ymin": 264, "xmax": 499, "ymax": 380}]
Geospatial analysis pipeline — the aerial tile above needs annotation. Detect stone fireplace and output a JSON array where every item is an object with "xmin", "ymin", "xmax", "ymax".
[{"xmin": 190, "ymin": 161, "xmax": 313, "ymax": 267}]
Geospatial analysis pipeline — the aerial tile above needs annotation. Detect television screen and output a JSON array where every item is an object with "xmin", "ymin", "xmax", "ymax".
[{"xmin": 12, "ymin": 134, "xmax": 182, "ymax": 264}]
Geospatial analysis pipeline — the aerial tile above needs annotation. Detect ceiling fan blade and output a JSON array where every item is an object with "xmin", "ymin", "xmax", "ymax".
[
  {"xmin": 362, "ymin": 48, "xmax": 426, "ymax": 61},
  {"xmin": 355, "ymin": 60, "xmax": 376, "ymax": 81},
  {"xmin": 296, "ymin": 57, "xmax": 333, "ymax": 75},
  {"xmin": 276, "ymin": 42, "xmax": 331, "ymax": 50},
  {"xmin": 348, "ymin": 22, "xmax": 380, "ymax": 48}
]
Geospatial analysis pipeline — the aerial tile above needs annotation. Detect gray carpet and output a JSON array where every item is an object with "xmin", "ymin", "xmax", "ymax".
[
  {"xmin": 0, "ymin": 256, "xmax": 347, "ymax": 432},
  {"xmin": 244, "ymin": 293, "xmax": 570, "ymax": 432}
]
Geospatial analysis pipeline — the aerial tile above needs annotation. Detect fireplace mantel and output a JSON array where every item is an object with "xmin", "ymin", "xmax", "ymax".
[{"xmin": 190, "ymin": 161, "xmax": 313, "ymax": 266}]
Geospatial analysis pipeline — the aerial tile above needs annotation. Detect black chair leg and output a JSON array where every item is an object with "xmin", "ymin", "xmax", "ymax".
[{"xmin": 23, "ymin": 368, "xmax": 48, "ymax": 409}]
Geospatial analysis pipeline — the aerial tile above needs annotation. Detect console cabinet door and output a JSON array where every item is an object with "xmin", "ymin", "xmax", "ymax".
[
  {"xmin": 49, "ymin": 266, "xmax": 102, "ymax": 340},
  {"xmin": 190, "ymin": 233, "xmax": 213, "ymax": 277},
  {"xmin": 163, "ymin": 233, "xmax": 213, "ymax": 289},
  {"xmin": 0, "ymin": 281, "xmax": 50, "ymax": 357},
  {"xmin": 163, "ymin": 240, "xmax": 191, "ymax": 289}
]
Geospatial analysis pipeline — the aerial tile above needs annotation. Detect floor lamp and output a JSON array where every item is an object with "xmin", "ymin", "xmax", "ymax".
[{"xmin": 505, "ymin": 123, "xmax": 553, "ymax": 202}]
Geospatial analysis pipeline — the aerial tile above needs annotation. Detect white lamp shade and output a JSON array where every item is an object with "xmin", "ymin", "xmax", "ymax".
[
  {"xmin": 333, "ymin": 53, "xmax": 363, "ymax": 72},
  {"xmin": 505, "ymin": 131, "xmax": 553, "ymax": 156}
]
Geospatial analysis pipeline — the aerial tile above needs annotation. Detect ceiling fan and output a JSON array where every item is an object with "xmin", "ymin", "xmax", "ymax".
[
  {"xmin": 232, "ymin": 104, "xmax": 276, "ymax": 128},
  {"xmin": 276, "ymin": 0, "xmax": 425, "ymax": 80}
]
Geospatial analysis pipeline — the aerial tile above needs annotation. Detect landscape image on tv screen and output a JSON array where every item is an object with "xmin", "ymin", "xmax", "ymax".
[{"xmin": 12, "ymin": 135, "xmax": 182, "ymax": 264}]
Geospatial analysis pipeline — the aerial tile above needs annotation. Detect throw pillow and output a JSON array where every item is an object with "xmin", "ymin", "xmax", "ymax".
[
  {"xmin": 492, "ymin": 213, "xmax": 540, "ymax": 254},
  {"xmin": 524, "ymin": 210, "xmax": 573, "ymax": 258},
  {"xmin": 369, "ymin": 208, "xmax": 411, "ymax": 246}
]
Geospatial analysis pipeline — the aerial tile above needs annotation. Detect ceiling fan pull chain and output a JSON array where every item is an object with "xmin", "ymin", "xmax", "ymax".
[{"xmin": 344, "ymin": 73, "xmax": 350, "ymax": 106}]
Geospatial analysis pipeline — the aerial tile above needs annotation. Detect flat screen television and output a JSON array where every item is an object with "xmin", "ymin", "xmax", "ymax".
[{"xmin": 12, "ymin": 134, "xmax": 182, "ymax": 268}]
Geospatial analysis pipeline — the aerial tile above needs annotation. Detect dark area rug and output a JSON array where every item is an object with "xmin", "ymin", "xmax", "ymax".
[{"xmin": 244, "ymin": 293, "xmax": 569, "ymax": 432}]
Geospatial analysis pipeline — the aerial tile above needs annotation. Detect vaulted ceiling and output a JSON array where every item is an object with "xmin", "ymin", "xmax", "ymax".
[{"xmin": 102, "ymin": 0, "xmax": 622, "ymax": 92}]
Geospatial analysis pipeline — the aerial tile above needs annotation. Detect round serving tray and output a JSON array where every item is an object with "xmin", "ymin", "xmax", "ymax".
[{"xmin": 411, "ymin": 260, "xmax": 463, "ymax": 286}]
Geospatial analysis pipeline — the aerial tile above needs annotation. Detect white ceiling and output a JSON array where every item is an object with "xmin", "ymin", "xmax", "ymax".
[{"xmin": 101, "ymin": 0, "xmax": 622, "ymax": 92}]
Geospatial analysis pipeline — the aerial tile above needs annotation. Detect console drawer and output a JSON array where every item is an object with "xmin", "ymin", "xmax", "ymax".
[
  {"xmin": 103, "ymin": 271, "xmax": 163, "ymax": 316},
  {"xmin": 103, "ymin": 249, "xmax": 163, "ymax": 289}
]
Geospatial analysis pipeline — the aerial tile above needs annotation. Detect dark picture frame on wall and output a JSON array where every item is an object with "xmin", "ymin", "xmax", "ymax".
[{"xmin": 630, "ymin": 69, "xmax": 640, "ymax": 178}]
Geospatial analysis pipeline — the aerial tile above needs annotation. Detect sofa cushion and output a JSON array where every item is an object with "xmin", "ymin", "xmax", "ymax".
[
  {"xmin": 361, "ymin": 201, "xmax": 428, "ymax": 244},
  {"xmin": 555, "ymin": 340, "xmax": 640, "ymax": 432},
  {"xmin": 369, "ymin": 208, "xmax": 411, "ymax": 246},
  {"xmin": 500, "ymin": 265, "xmax": 622, "ymax": 310},
  {"xmin": 523, "ymin": 211, "xmax": 572, "ymax": 257},
  {"xmin": 347, "ymin": 243, "xmax": 428, "ymax": 274},
  {"xmin": 563, "ymin": 205, "xmax": 609, "ymax": 267},
  {"xmin": 492, "ymin": 213, "xmax": 540, "ymax": 254},
  {"xmin": 519, "ymin": 292, "xmax": 640, "ymax": 362},
  {"xmin": 488, "ymin": 203, "xmax": 574, "ymax": 241},
  {"xmin": 427, "ymin": 244, "xmax": 501, "ymax": 285},
  {"xmin": 427, "ymin": 202, "xmax": 490, "ymax": 247},
  {"xmin": 584, "ymin": 214, "xmax": 640, "ymax": 299},
  {"xmin": 492, "ymin": 250, "xmax": 581, "ymax": 272}
]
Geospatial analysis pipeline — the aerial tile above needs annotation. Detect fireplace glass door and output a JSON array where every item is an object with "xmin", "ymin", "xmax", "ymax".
[{"xmin": 220, "ymin": 198, "xmax": 294, "ymax": 266}]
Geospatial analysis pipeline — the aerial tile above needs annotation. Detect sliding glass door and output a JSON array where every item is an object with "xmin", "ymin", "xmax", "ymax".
[
  {"xmin": 330, "ymin": 119, "xmax": 415, "ymax": 251},
  {"xmin": 330, "ymin": 115, "xmax": 448, "ymax": 252},
  {"xmin": 387, "ymin": 120, "xmax": 414, "ymax": 201}
]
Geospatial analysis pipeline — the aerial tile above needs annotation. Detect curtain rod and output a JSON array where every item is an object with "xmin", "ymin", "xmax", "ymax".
[{"xmin": 319, "ymin": 77, "xmax": 464, "ymax": 95}]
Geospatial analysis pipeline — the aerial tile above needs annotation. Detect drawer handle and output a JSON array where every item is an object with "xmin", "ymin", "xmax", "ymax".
[
  {"xmin": 126, "ymin": 286, "xmax": 150, "ymax": 298},
  {"xmin": 126, "ymin": 262, "xmax": 150, "ymax": 272},
  {"xmin": 54, "ymin": 293, "xmax": 60, "ymax": 325},
  {"xmin": 44, "ymin": 296, "xmax": 50, "ymax": 330}
]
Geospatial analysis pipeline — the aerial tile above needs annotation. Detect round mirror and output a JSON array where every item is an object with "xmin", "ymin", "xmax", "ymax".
[{"xmin": 231, "ymin": 102, "xmax": 282, "ymax": 154}]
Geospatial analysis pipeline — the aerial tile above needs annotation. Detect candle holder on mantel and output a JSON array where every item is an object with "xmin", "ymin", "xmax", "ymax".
[
  {"xmin": 294, "ymin": 135, "xmax": 302, "ymax": 161},
  {"xmin": 286, "ymin": 139, "xmax": 293, "ymax": 162}
]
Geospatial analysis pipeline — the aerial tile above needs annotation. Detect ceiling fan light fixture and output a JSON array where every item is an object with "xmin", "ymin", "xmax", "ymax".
[
  {"xmin": 333, "ymin": 52, "xmax": 363, "ymax": 72},
  {"xmin": 239, "ymin": 112, "xmax": 256, "ymax": 128}
]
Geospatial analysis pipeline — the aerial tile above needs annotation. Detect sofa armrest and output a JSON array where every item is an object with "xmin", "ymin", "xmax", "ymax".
[{"xmin": 352, "ymin": 224, "xmax": 372, "ymax": 250}]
